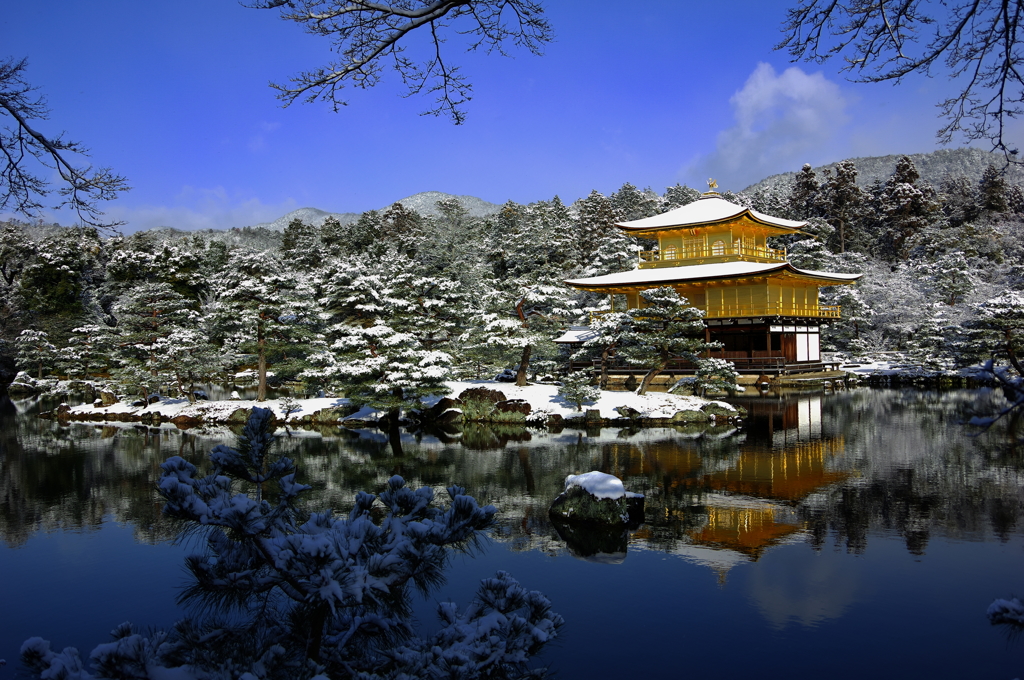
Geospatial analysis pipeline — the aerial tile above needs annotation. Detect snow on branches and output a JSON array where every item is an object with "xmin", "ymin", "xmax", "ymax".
[{"xmin": 22, "ymin": 407, "xmax": 561, "ymax": 679}]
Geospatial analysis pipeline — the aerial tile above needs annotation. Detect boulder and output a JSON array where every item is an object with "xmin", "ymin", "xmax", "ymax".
[
  {"xmin": 614, "ymin": 406, "xmax": 641, "ymax": 420},
  {"xmin": 171, "ymin": 415, "xmax": 204, "ymax": 429},
  {"xmin": 494, "ymin": 399, "xmax": 531, "ymax": 416},
  {"xmin": 458, "ymin": 387, "xmax": 507, "ymax": 405},
  {"xmin": 584, "ymin": 409, "xmax": 603, "ymax": 423},
  {"xmin": 671, "ymin": 409, "xmax": 709, "ymax": 423},
  {"xmin": 227, "ymin": 408, "xmax": 252, "ymax": 424},
  {"xmin": 424, "ymin": 397, "xmax": 465, "ymax": 423},
  {"xmin": 100, "ymin": 390, "xmax": 119, "ymax": 406},
  {"xmin": 700, "ymin": 403, "xmax": 735, "ymax": 420},
  {"xmin": 493, "ymin": 369, "xmax": 517, "ymax": 383},
  {"xmin": 308, "ymin": 407, "xmax": 349, "ymax": 424},
  {"xmin": 549, "ymin": 471, "xmax": 644, "ymax": 526},
  {"xmin": 7, "ymin": 381, "xmax": 38, "ymax": 396}
]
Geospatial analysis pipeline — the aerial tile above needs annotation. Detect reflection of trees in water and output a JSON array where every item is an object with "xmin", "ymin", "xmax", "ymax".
[
  {"xmin": 2, "ymin": 389, "xmax": 1022, "ymax": 560},
  {"xmin": 801, "ymin": 389, "xmax": 1024, "ymax": 554}
]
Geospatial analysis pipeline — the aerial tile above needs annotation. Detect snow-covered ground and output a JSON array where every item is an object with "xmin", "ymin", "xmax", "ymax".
[
  {"xmin": 436, "ymin": 380, "xmax": 736, "ymax": 421},
  {"xmin": 61, "ymin": 379, "xmax": 736, "ymax": 426}
]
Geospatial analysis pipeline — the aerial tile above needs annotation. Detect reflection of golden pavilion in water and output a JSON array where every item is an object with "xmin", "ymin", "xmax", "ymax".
[{"xmin": 628, "ymin": 395, "xmax": 849, "ymax": 575}]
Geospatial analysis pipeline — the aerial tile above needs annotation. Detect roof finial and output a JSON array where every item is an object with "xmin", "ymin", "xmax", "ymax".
[{"xmin": 707, "ymin": 178, "xmax": 718, "ymax": 190}]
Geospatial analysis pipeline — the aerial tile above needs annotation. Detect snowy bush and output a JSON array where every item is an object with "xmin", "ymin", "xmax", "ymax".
[
  {"xmin": 695, "ymin": 357, "xmax": 739, "ymax": 397},
  {"xmin": 558, "ymin": 371, "xmax": 599, "ymax": 411},
  {"xmin": 21, "ymin": 407, "xmax": 562, "ymax": 679}
]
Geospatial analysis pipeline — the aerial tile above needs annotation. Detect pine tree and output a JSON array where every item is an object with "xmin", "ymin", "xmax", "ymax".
[
  {"xmin": 789, "ymin": 163, "xmax": 821, "ymax": 220},
  {"xmin": 663, "ymin": 184, "xmax": 701, "ymax": 209},
  {"xmin": 872, "ymin": 156, "xmax": 940, "ymax": 261},
  {"xmin": 821, "ymin": 160, "xmax": 864, "ymax": 253},
  {"xmin": 978, "ymin": 164, "xmax": 1008, "ymax": 213},
  {"xmin": 216, "ymin": 251, "xmax": 316, "ymax": 401},
  {"xmin": 14, "ymin": 329, "xmax": 58, "ymax": 379},
  {"xmin": 616, "ymin": 287, "xmax": 709, "ymax": 394},
  {"xmin": 20, "ymin": 409, "xmax": 560, "ymax": 678}
]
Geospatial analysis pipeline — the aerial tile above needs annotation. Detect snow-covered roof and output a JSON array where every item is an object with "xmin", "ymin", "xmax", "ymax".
[
  {"xmin": 565, "ymin": 261, "xmax": 861, "ymax": 289},
  {"xmin": 553, "ymin": 326, "xmax": 599, "ymax": 344},
  {"xmin": 617, "ymin": 194, "xmax": 805, "ymax": 232}
]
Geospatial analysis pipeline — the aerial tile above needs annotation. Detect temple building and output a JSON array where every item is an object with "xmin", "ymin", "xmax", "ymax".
[{"xmin": 563, "ymin": 188, "xmax": 861, "ymax": 373}]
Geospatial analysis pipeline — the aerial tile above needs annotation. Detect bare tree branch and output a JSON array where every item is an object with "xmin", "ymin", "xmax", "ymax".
[
  {"xmin": 247, "ymin": 0, "xmax": 552, "ymax": 124},
  {"xmin": 0, "ymin": 57, "xmax": 130, "ymax": 230},
  {"xmin": 778, "ymin": 0, "xmax": 1024, "ymax": 159}
]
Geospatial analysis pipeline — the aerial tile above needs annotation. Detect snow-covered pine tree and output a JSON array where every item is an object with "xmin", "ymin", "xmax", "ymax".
[
  {"xmin": 14, "ymin": 329, "xmax": 58, "ymax": 379},
  {"xmin": 107, "ymin": 282, "xmax": 200, "ymax": 402},
  {"xmin": 694, "ymin": 357, "xmax": 739, "ymax": 397},
  {"xmin": 870, "ymin": 155, "xmax": 940, "ymax": 261},
  {"xmin": 22, "ymin": 408, "xmax": 563, "ymax": 679},
  {"xmin": 610, "ymin": 182, "xmax": 662, "ymax": 222},
  {"xmin": 573, "ymin": 311, "xmax": 631, "ymax": 388},
  {"xmin": 280, "ymin": 217, "xmax": 325, "ymax": 271},
  {"xmin": 820, "ymin": 160, "xmax": 864, "ymax": 253},
  {"xmin": 663, "ymin": 183, "xmax": 701, "ymax": 209},
  {"xmin": 558, "ymin": 370, "xmax": 599, "ymax": 411},
  {"xmin": 616, "ymin": 286, "xmax": 709, "ymax": 394},
  {"xmin": 215, "ymin": 250, "xmax": 317, "ymax": 401},
  {"xmin": 929, "ymin": 251, "xmax": 975, "ymax": 306}
]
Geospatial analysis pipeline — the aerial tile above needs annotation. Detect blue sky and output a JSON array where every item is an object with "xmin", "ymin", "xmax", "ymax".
[{"xmin": 2, "ymin": 1, "xmax": 1003, "ymax": 232}]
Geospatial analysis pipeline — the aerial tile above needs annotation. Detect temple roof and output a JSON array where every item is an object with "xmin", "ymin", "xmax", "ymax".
[
  {"xmin": 617, "ymin": 194, "xmax": 805, "ymax": 232},
  {"xmin": 565, "ymin": 261, "xmax": 861, "ymax": 289}
]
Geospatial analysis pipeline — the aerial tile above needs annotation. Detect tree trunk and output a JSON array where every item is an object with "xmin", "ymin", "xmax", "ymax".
[
  {"xmin": 388, "ymin": 388, "xmax": 404, "ymax": 456},
  {"xmin": 599, "ymin": 343, "xmax": 616, "ymax": 389},
  {"xmin": 257, "ymin": 320, "xmax": 267, "ymax": 402},
  {"xmin": 637, "ymin": 360, "xmax": 668, "ymax": 395},
  {"xmin": 305, "ymin": 601, "xmax": 329, "ymax": 661},
  {"xmin": 516, "ymin": 344, "xmax": 532, "ymax": 386}
]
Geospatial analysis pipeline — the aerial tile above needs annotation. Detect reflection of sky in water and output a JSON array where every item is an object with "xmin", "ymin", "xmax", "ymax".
[{"xmin": 2, "ymin": 388, "xmax": 1023, "ymax": 678}]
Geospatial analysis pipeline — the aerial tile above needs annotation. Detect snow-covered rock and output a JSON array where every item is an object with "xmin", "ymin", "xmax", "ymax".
[{"xmin": 549, "ymin": 471, "xmax": 644, "ymax": 525}]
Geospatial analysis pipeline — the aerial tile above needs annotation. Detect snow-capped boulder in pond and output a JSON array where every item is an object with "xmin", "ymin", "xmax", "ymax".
[{"xmin": 549, "ymin": 471, "xmax": 644, "ymax": 525}]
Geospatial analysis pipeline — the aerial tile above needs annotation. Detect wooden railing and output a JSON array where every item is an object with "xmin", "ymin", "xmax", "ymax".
[
  {"xmin": 704, "ymin": 303, "xmax": 841, "ymax": 319},
  {"xmin": 638, "ymin": 243, "xmax": 786, "ymax": 266},
  {"xmin": 590, "ymin": 303, "xmax": 840, "ymax": 322}
]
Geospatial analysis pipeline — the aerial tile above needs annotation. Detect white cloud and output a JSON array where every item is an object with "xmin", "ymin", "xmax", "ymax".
[
  {"xmin": 686, "ymin": 63, "xmax": 850, "ymax": 190},
  {"xmin": 104, "ymin": 186, "xmax": 299, "ymax": 233}
]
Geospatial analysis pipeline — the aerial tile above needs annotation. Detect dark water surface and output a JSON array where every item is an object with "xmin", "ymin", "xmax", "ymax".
[{"xmin": 1, "ymin": 388, "xmax": 1022, "ymax": 678}]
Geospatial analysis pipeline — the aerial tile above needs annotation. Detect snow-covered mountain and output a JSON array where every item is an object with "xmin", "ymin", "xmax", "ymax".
[
  {"xmin": 247, "ymin": 192, "xmax": 501, "ymax": 232},
  {"xmin": 248, "ymin": 207, "xmax": 362, "ymax": 232},
  {"xmin": 395, "ymin": 191, "xmax": 501, "ymax": 217},
  {"xmin": 743, "ymin": 147, "xmax": 1024, "ymax": 193}
]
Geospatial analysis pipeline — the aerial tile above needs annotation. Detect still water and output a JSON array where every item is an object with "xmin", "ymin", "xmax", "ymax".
[{"xmin": 1, "ymin": 388, "xmax": 1022, "ymax": 678}]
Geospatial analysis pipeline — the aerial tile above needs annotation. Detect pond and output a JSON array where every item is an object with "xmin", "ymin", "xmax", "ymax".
[{"xmin": 1, "ymin": 387, "xmax": 1022, "ymax": 678}]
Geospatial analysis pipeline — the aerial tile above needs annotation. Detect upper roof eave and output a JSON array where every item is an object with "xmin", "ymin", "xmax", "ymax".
[{"xmin": 615, "ymin": 195, "xmax": 806, "ymax": 233}]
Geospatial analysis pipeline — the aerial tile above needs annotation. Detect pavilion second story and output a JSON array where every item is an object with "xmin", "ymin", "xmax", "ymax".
[
  {"xmin": 619, "ymin": 192, "xmax": 803, "ymax": 269},
  {"xmin": 564, "ymin": 191, "xmax": 861, "ymax": 323}
]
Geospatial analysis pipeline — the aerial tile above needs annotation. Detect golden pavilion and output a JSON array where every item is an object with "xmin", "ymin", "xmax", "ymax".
[{"xmin": 563, "ymin": 189, "xmax": 862, "ymax": 372}]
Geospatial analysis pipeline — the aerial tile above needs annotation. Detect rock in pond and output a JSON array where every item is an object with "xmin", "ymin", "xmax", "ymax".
[{"xmin": 549, "ymin": 471, "xmax": 644, "ymax": 526}]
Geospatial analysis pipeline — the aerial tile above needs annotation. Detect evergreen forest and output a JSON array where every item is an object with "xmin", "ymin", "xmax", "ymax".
[{"xmin": 2, "ymin": 153, "xmax": 1023, "ymax": 406}]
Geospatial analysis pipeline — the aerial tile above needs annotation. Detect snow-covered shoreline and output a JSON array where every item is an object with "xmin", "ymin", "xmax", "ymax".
[{"xmin": 44, "ymin": 379, "xmax": 741, "ymax": 429}]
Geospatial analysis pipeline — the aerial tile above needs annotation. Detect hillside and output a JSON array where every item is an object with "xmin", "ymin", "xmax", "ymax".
[
  {"xmin": 246, "ymin": 192, "xmax": 501, "ymax": 233},
  {"xmin": 744, "ymin": 147, "xmax": 1024, "ymax": 193}
]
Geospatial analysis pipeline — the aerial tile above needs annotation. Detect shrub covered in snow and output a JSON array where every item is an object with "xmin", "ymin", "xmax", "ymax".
[
  {"xmin": 557, "ymin": 371, "xmax": 599, "ymax": 411},
  {"xmin": 21, "ymin": 407, "xmax": 562, "ymax": 680}
]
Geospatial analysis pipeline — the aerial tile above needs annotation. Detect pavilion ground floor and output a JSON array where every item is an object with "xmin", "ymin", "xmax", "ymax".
[{"xmin": 566, "ymin": 318, "xmax": 838, "ymax": 377}]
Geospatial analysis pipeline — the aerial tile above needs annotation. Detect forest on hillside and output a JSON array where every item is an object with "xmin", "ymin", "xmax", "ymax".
[{"xmin": 1, "ymin": 154, "xmax": 1022, "ymax": 406}]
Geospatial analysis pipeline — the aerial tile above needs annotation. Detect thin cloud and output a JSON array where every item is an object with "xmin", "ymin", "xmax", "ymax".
[
  {"xmin": 687, "ymin": 63, "xmax": 850, "ymax": 190},
  {"xmin": 104, "ymin": 187, "xmax": 299, "ymax": 233}
]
